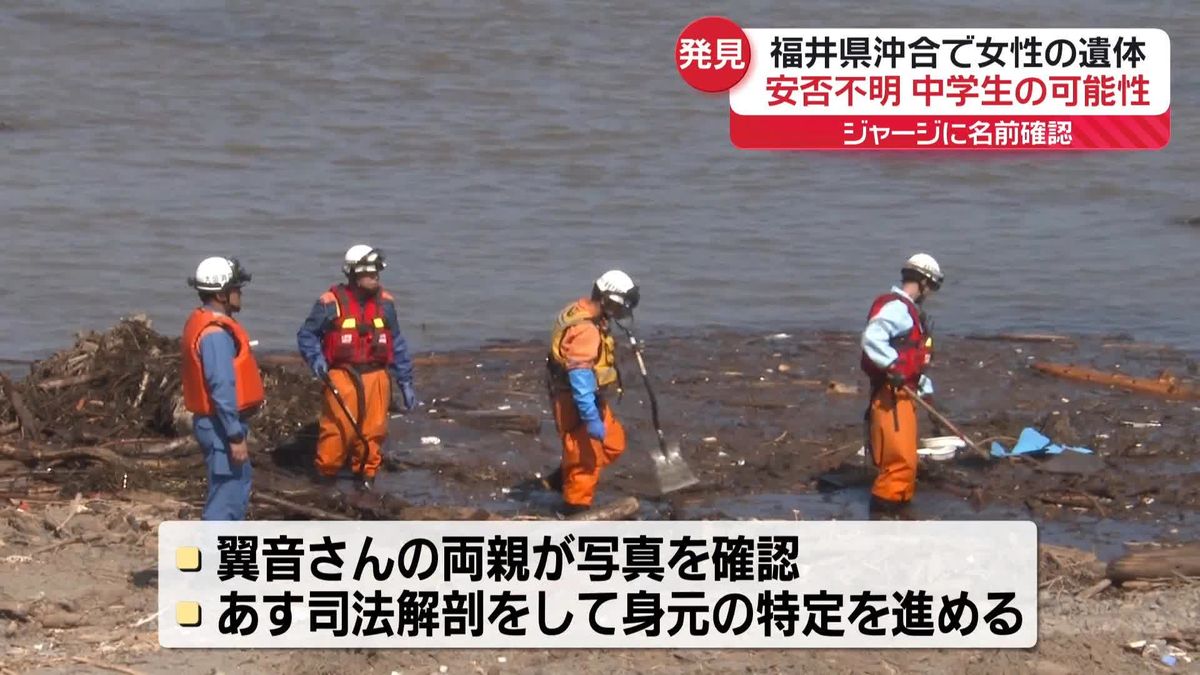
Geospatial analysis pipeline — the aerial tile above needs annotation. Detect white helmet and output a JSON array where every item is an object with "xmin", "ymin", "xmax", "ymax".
[
  {"xmin": 343, "ymin": 244, "xmax": 387, "ymax": 276},
  {"xmin": 592, "ymin": 270, "xmax": 640, "ymax": 314},
  {"xmin": 188, "ymin": 257, "xmax": 251, "ymax": 293},
  {"xmin": 902, "ymin": 253, "xmax": 944, "ymax": 288}
]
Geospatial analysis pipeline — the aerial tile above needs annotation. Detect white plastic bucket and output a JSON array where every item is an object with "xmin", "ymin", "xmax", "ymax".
[
  {"xmin": 857, "ymin": 436, "xmax": 966, "ymax": 461},
  {"xmin": 918, "ymin": 436, "xmax": 966, "ymax": 461}
]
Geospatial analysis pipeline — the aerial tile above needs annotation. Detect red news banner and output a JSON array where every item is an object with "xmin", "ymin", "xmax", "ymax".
[{"xmin": 674, "ymin": 19, "xmax": 1171, "ymax": 150}]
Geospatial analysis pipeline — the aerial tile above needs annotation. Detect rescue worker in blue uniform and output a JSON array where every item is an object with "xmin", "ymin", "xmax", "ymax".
[{"xmin": 181, "ymin": 257, "xmax": 264, "ymax": 521}]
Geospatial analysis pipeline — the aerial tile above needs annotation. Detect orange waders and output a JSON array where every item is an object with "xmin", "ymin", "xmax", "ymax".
[
  {"xmin": 868, "ymin": 384, "xmax": 919, "ymax": 505},
  {"xmin": 315, "ymin": 367, "xmax": 391, "ymax": 479}
]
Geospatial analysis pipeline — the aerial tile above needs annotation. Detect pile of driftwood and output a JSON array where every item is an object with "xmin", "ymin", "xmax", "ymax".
[
  {"xmin": 0, "ymin": 317, "xmax": 625, "ymax": 522},
  {"xmin": 1039, "ymin": 541, "xmax": 1200, "ymax": 600},
  {"xmin": 0, "ymin": 315, "xmax": 329, "ymax": 497},
  {"xmin": 1040, "ymin": 543, "xmax": 1107, "ymax": 594},
  {"xmin": 0, "ymin": 315, "xmax": 322, "ymax": 448}
]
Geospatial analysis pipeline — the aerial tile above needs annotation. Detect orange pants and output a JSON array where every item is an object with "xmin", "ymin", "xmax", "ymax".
[
  {"xmin": 315, "ymin": 368, "xmax": 390, "ymax": 479},
  {"xmin": 868, "ymin": 385, "xmax": 919, "ymax": 504},
  {"xmin": 552, "ymin": 391, "xmax": 627, "ymax": 508}
]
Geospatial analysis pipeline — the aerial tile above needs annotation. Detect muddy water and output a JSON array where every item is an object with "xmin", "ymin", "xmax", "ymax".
[
  {"xmin": 378, "ymin": 415, "xmax": 1200, "ymax": 563},
  {"xmin": 0, "ymin": 1, "xmax": 1199, "ymax": 363}
]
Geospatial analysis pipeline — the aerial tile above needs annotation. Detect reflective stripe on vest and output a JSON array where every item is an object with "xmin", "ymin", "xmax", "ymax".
[{"xmin": 320, "ymin": 284, "xmax": 394, "ymax": 368}]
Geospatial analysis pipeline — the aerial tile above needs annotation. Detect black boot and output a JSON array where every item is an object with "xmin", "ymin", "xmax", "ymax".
[
  {"xmin": 541, "ymin": 467, "xmax": 564, "ymax": 493},
  {"xmin": 869, "ymin": 495, "xmax": 911, "ymax": 520}
]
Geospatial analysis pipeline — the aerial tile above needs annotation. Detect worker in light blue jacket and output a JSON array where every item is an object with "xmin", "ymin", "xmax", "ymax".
[
  {"xmin": 861, "ymin": 293, "xmax": 935, "ymax": 399},
  {"xmin": 859, "ymin": 253, "xmax": 944, "ymax": 513}
]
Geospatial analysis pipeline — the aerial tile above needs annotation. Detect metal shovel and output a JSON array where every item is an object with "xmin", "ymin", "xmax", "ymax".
[{"xmin": 623, "ymin": 330, "xmax": 700, "ymax": 494}]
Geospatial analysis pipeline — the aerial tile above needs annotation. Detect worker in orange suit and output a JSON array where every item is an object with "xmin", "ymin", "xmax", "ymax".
[
  {"xmin": 543, "ymin": 270, "xmax": 639, "ymax": 515},
  {"xmin": 296, "ymin": 244, "xmax": 418, "ymax": 491},
  {"xmin": 180, "ymin": 257, "xmax": 264, "ymax": 521},
  {"xmin": 860, "ymin": 253, "xmax": 944, "ymax": 517}
]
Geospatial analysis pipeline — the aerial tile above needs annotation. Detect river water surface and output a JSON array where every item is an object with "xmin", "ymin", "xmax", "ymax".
[{"xmin": 0, "ymin": 0, "xmax": 1196, "ymax": 361}]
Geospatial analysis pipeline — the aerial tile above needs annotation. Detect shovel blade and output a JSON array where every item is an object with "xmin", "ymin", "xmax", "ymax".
[{"xmin": 649, "ymin": 441, "xmax": 700, "ymax": 494}]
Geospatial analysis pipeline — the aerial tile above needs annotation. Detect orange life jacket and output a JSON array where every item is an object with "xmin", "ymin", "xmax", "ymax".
[
  {"xmin": 320, "ymin": 284, "xmax": 394, "ymax": 368},
  {"xmin": 546, "ymin": 298, "xmax": 619, "ymax": 391},
  {"xmin": 180, "ymin": 307, "xmax": 265, "ymax": 416}
]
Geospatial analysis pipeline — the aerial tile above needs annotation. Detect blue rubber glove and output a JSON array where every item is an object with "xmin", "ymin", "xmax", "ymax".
[
  {"xmin": 399, "ymin": 381, "xmax": 418, "ymax": 410},
  {"xmin": 586, "ymin": 417, "xmax": 606, "ymax": 442},
  {"xmin": 567, "ymin": 369, "xmax": 605, "ymax": 442},
  {"xmin": 312, "ymin": 357, "xmax": 329, "ymax": 380}
]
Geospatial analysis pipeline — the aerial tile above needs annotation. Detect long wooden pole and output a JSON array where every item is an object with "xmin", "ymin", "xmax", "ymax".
[{"xmin": 903, "ymin": 386, "xmax": 991, "ymax": 460}]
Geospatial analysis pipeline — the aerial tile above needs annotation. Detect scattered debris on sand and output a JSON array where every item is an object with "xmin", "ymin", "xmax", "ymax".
[{"xmin": 1, "ymin": 318, "xmax": 1199, "ymax": 672}]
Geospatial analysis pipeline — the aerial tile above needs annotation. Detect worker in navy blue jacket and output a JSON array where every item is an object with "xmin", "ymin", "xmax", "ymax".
[{"xmin": 297, "ymin": 245, "xmax": 417, "ymax": 491}]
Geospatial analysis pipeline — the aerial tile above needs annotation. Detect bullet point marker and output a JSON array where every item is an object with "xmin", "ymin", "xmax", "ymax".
[
  {"xmin": 176, "ymin": 547, "xmax": 201, "ymax": 572},
  {"xmin": 176, "ymin": 601, "xmax": 201, "ymax": 627}
]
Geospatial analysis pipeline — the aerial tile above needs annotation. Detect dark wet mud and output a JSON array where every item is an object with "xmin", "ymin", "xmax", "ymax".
[
  {"xmin": 3, "ymin": 321, "xmax": 1198, "ymax": 561},
  {"xmin": 361, "ymin": 329, "xmax": 1200, "ymax": 560}
]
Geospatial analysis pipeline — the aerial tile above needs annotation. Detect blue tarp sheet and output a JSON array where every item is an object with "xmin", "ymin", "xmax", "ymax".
[{"xmin": 990, "ymin": 427, "xmax": 1094, "ymax": 458}]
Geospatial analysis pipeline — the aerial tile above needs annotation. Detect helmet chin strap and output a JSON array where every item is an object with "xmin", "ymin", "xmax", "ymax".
[{"xmin": 612, "ymin": 315, "xmax": 635, "ymax": 338}]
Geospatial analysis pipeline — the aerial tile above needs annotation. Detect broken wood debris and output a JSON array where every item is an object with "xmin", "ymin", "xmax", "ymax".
[
  {"xmin": 967, "ymin": 333, "xmax": 1074, "ymax": 344},
  {"xmin": 1, "ymin": 373, "xmax": 41, "ymax": 438},
  {"xmin": 564, "ymin": 496, "xmax": 639, "ymax": 521},
  {"xmin": 36, "ymin": 373, "xmax": 102, "ymax": 392},
  {"xmin": 436, "ymin": 409, "xmax": 541, "ymax": 435},
  {"xmin": 252, "ymin": 492, "xmax": 354, "ymax": 521},
  {"xmin": 1031, "ymin": 361, "xmax": 1200, "ymax": 400},
  {"xmin": 1033, "ymin": 490, "xmax": 1111, "ymax": 516},
  {"xmin": 1107, "ymin": 542, "xmax": 1200, "ymax": 584}
]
